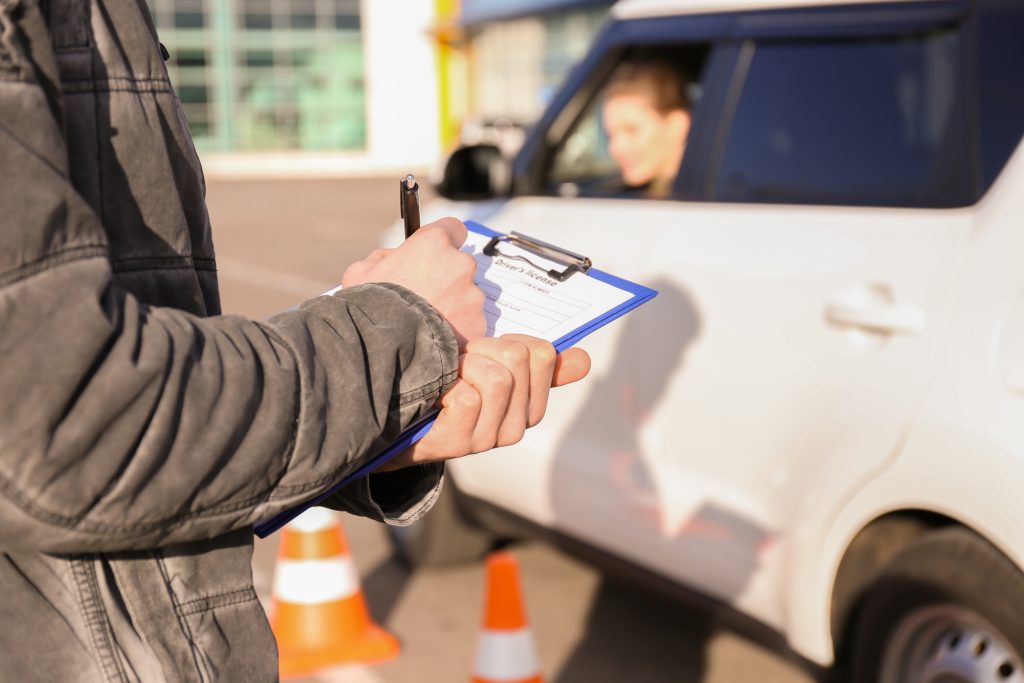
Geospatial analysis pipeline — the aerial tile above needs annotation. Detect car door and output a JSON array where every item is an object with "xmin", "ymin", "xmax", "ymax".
[{"xmin": 448, "ymin": 4, "xmax": 975, "ymax": 626}]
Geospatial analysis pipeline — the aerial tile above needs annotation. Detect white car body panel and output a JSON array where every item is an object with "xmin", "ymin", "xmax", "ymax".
[
  {"xmin": 382, "ymin": 2, "xmax": 1024, "ymax": 668},
  {"xmin": 397, "ymin": 171, "xmax": 997, "ymax": 665}
]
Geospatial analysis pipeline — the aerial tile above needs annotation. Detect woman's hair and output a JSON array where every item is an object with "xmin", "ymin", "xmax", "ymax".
[{"xmin": 603, "ymin": 59, "xmax": 691, "ymax": 114}]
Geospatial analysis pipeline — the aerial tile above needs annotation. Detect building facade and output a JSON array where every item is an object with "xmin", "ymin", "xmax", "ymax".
[{"xmin": 149, "ymin": 0, "xmax": 609, "ymax": 169}]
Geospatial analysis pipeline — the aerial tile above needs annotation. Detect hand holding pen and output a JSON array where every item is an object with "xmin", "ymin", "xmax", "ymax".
[
  {"xmin": 341, "ymin": 173, "xmax": 590, "ymax": 472},
  {"xmin": 342, "ymin": 183, "xmax": 485, "ymax": 346}
]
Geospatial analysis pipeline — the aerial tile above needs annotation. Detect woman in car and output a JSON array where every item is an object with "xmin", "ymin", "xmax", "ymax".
[{"xmin": 601, "ymin": 59, "xmax": 692, "ymax": 198}]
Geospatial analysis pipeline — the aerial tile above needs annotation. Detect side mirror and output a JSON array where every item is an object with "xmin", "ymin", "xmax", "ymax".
[{"xmin": 435, "ymin": 144, "xmax": 511, "ymax": 200}]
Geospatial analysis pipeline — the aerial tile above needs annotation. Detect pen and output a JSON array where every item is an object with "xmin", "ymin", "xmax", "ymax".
[{"xmin": 400, "ymin": 173, "xmax": 420, "ymax": 238}]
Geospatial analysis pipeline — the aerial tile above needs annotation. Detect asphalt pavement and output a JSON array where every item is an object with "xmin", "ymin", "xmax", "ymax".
[{"xmin": 206, "ymin": 175, "xmax": 820, "ymax": 683}]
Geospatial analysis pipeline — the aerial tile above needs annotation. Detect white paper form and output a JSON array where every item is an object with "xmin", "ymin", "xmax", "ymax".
[{"xmin": 461, "ymin": 229, "xmax": 633, "ymax": 344}]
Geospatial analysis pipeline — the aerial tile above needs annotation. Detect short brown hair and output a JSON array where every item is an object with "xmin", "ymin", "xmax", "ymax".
[{"xmin": 604, "ymin": 59, "xmax": 691, "ymax": 114}]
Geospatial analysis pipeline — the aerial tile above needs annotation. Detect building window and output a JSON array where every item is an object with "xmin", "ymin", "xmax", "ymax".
[
  {"xmin": 150, "ymin": 0, "xmax": 367, "ymax": 153},
  {"xmin": 175, "ymin": 48, "xmax": 208, "ymax": 68},
  {"xmin": 172, "ymin": 0, "xmax": 206, "ymax": 29}
]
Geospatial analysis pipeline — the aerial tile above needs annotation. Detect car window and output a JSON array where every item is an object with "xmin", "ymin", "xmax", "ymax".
[
  {"xmin": 547, "ymin": 99, "xmax": 617, "ymax": 196},
  {"xmin": 546, "ymin": 46, "xmax": 710, "ymax": 199},
  {"xmin": 978, "ymin": 0, "xmax": 1024, "ymax": 192},
  {"xmin": 714, "ymin": 29, "xmax": 968, "ymax": 208}
]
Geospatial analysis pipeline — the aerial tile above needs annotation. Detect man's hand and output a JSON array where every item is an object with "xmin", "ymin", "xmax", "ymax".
[
  {"xmin": 378, "ymin": 334, "xmax": 592, "ymax": 471},
  {"xmin": 342, "ymin": 217, "xmax": 486, "ymax": 348}
]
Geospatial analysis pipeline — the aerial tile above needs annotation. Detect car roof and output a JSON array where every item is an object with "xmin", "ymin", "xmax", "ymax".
[{"xmin": 612, "ymin": 0, "xmax": 932, "ymax": 20}]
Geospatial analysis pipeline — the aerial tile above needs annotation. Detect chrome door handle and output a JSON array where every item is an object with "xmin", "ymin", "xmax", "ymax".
[{"xmin": 825, "ymin": 303, "xmax": 925, "ymax": 335}]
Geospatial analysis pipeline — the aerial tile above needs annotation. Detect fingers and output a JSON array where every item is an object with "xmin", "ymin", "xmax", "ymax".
[
  {"xmin": 552, "ymin": 347, "xmax": 591, "ymax": 387},
  {"xmin": 378, "ymin": 334, "xmax": 591, "ymax": 472},
  {"xmin": 499, "ymin": 334, "xmax": 558, "ymax": 427},
  {"xmin": 380, "ymin": 379, "xmax": 482, "ymax": 470},
  {"xmin": 457, "ymin": 353, "xmax": 514, "ymax": 450},
  {"xmin": 387, "ymin": 350, "xmax": 513, "ymax": 468},
  {"xmin": 463, "ymin": 337, "xmax": 529, "ymax": 445},
  {"xmin": 428, "ymin": 379, "xmax": 483, "ymax": 457}
]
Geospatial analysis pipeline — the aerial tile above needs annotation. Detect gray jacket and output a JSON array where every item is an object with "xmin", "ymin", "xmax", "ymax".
[{"xmin": 0, "ymin": 0, "xmax": 457, "ymax": 680}]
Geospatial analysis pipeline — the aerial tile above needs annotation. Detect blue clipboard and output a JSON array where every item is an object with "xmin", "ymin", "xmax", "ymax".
[{"xmin": 254, "ymin": 221, "xmax": 657, "ymax": 537}]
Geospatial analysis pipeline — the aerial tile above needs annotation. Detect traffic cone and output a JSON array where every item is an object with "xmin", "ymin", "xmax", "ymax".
[
  {"xmin": 269, "ymin": 507, "xmax": 399, "ymax": 679},
  {"xmin": 471, "ymin": 551, "xmax": 543, "ymax": 683}
]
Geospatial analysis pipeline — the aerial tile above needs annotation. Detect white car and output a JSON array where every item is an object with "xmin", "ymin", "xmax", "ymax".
[{"xmin": 391, "ymin": 1, "xmax": 1024, "ymax": 681}]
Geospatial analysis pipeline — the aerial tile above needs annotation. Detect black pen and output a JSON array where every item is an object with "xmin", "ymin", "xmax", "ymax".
[{"xmin": 400, "ymin": 173, "xmax": 420, "ymax": 238}]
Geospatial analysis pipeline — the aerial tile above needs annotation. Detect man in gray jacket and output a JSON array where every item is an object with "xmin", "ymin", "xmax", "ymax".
[{"xmin": 0, "ymin": 0, "xmax": 589, "ymax": 680}]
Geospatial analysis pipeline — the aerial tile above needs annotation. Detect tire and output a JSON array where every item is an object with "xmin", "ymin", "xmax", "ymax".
[
  {"xmin": 849, "ymin": 526, "xmax": 1024, "ymax": 683},
  {"xmin": 387, "ymin": 478, "xmax": 496, "ymax": 569}
]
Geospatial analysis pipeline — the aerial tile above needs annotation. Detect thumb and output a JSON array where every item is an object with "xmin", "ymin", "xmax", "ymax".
[{"xmin": 551, "ymin": 348, "xmax": 591, "ymax": 387}]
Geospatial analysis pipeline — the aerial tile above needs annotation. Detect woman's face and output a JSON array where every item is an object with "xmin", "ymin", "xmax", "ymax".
[{"xmin": 602, "ymin": 93, "xmax": 689, "ymax": 190}]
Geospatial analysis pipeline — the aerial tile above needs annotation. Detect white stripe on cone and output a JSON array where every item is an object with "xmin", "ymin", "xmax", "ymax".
[
  {"xmin": 473, "ymin": 629, "xmax": 541, "ymax": 681},
  {"xmin": 287, "ymin": 506, "xmax": 337, "ymax": 533},
  {"xmin": 272, "ymin": 557, "xmax": 360, "ymax": 605}
]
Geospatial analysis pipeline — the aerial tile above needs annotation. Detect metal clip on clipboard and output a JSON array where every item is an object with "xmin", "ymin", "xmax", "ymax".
[{"xmin": 483, "ymin": 231, "xmax": 593, "ymax": 282}]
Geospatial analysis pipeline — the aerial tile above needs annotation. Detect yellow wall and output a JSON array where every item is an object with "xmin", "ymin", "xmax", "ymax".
[{"xmin": 434, "ymin": 0, "xmax": 470, "ymax": 150}]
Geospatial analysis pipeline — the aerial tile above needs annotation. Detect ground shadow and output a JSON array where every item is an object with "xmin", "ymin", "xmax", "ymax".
[
  {"xmin": 359, "ymin": 555, "xmax": 412, "ymax": 625},
  {"xmin": 555, "ymin": 576, "xmax": 714, "ymax": 683}
]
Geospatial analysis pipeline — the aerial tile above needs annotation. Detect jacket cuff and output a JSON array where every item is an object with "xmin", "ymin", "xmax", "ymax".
[{"xmin": 328, "ymin": 463, "xmax": 445, "ymax": 526}]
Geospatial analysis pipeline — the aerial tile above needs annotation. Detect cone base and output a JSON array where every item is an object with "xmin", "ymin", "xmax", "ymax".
[
  {"xmin": 471, "ymin": 676, "xmax": 543, "ymax": 683},
  {"xmin": 279, "ymin": 623, "xmax": 400, "ymax": 680}
]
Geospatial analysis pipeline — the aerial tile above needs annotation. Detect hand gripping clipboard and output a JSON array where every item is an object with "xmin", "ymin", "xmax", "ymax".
[{"xmin": 254, "ymin": 221, "xmax": 658, "ymax": 537}]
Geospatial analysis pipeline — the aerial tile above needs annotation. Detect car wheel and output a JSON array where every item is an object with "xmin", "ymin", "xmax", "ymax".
[
  {"xmin": 387, "ymin": 478, "xmax": 496, "ymax": 569},
  {"xmin": 850, "ymin": 526, "xmax": 1024, "ymax": 683}
]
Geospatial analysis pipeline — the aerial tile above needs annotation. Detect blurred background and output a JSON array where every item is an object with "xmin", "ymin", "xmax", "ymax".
[{"xmin": 150, "ymin": 0, "xmax": 607, "ymax": 174}]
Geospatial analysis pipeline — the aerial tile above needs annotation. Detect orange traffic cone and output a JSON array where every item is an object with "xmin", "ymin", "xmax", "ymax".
[
  {"xmin": 269, "ymin": 507, "xmax": 399, "ymax": 679},
  {"xmin": 471, "ymin": 551, "xmax": 543, "ymax": 683}
]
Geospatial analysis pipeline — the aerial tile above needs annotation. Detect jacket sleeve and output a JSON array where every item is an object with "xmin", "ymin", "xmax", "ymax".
[{"xmin": 0, "ymin": 1, "xmax": 458, "ymax": 552}]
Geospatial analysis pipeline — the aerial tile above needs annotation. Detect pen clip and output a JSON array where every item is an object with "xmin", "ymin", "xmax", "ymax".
[{"xmin": 483, "ymin": 231, "xmax": 592, "ymax": 282}]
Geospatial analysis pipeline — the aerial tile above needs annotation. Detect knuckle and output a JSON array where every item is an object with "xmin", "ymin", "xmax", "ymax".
[
  {"xmin": 484, "ymin": 365, "xmax": 514, "ymax": 393},
  {"xmin": 453, "ymin": 386, "xmax": 482, "ymax": 412},
  {"xmin": 436, "ymin": 216, "xmax": 465, "ymax": 230},
  {"xmin": 497, "ymin": 429, "xmax": 525, "ymax": 448},
  {"xmin": 527, "ymin": 407, "xmax": 546, "ymax": 428},
  {"xmin": 418, "ymin": 225, "xmax": 447, "ymax": 245},
  {"xmin": 499, "ymin": 341, "xmax": 529, "ymax": 368},
  {"xmin": 456, "ymin": 251, "xmax": 478, "ymax": 275},
  {"xmin": 469, "ymin": 286, "xmax": 486, "ymax": 308},
  {"xmin": 536, "ymin": 341, "xmax": 557, "ymax": 366},
  {"xmin": 470, "ymin": 436, "xmax": 494, "ymax": 454}
]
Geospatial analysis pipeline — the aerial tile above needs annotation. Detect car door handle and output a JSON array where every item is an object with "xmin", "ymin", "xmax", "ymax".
[{"xmin": 825, "ymin": 303, "xmax": 925, "ymax": 335}]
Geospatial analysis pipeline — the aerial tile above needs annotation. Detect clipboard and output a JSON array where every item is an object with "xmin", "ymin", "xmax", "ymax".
[{"xmin": 254, "ymin": 221, "xmax": 657, "ymax": 537}]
